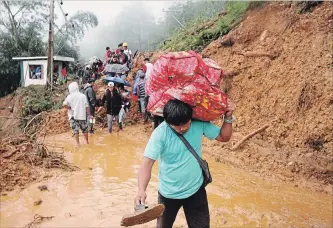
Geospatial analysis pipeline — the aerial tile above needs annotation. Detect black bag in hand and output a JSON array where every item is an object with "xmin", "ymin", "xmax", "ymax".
[{"xmin": 168, "ymin": 125, "xmax": 212, "ymax": 187}]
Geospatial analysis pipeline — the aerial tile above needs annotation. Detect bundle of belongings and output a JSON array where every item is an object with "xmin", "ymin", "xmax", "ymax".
[{"xmin": 146, "ymin": 51, "xmax": 228, "ymax": 121}]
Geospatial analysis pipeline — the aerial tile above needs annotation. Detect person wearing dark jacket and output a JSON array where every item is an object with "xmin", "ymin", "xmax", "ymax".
[
  {"xmin": 98, "ymin": 82, "xmax": 114, "ymax": 133},
  {"xmin": 118, "ymin": 49, "xmax": 128, "ymax": 65},
  {"xmin": 98, "ymin": 82, "xmax": 123, "ymax": 133},
  {"xmin": 82, "ymin": 67, "xmax": 91, "ymax": 84},
  {"xmin": 111, "ymin": 84, "xmax": 124, "ymax": 130},
  {"xmin": 84, "ymin": 78, "xmax": 96, "ymax": 133}
]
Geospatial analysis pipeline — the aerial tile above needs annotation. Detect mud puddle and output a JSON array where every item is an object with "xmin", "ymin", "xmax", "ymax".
[{"xmin": 0, "ymin": 129, "xmax": 332, "ymax": 227}]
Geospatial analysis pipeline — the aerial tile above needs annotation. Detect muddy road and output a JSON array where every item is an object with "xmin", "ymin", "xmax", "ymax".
[{"xmin": 1, "ymin": 128, "xmax": 332, "ymax": 227}]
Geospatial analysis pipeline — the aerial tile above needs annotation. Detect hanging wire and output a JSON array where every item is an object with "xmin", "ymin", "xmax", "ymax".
[{"xmin": 54, "ymin": 0, "xmax": 70, "ymax": 55}]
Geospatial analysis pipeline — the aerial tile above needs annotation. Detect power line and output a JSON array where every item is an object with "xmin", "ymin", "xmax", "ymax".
[
  {"xmin": 44, "ymin": 0, "xmax": 69, "ymax": 54},
  {"xmin": 54, "ymin": 23, "xmax": 65, "ymax": 36},
  {"xmin": 54, "ymin": 0, "xmax": 73, "ymax": 55},
  {"xmin": 55, "ymin": 0, "xmax": 68, "ymax": 35}
]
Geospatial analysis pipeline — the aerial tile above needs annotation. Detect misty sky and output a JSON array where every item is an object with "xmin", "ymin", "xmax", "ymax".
[{"xmin": 55, "ymin": 1, "xmax": 174, "ymax": 59}]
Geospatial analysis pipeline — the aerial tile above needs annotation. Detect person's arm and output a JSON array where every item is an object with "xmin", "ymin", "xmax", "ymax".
[
  {"xmin": 63, "ymin": 96, "xmax": 71, "ymax": 110},
  {"xmin": 215, "ymin": 98, "xmax": 235, "ymax": 142},
  {"xmin": 136, "ymin": 157, "xmax": 155, "ymax": 205},
  {"xmin": 135, "ymin": 131, "xmax": 163, "ymax": 205},
  {"xmin": 85, "ymin": 97, "xmax": 91, "ymax": 116},
  {"xmin": 136, "ymin": 83, "xmax": 140, "ymax": 96},
  {"xmin": 129, "ymin": 50, "xmax": 133, "ymax": 61},
  {"xmin": 202, "ymin": 98, "xmax": 235, "ymax": 142},
  {"xmin": 97, "ymin": 92, "xmax": 106, "ymax": 113},
  {"xmin": 215, "ymin": 121, "xmax": 232, "ymax": 142},
  {"xmin": 63, "ymin": 105, "xmax": 70, "ymax": 110},
  {"xmin": 133, "ymin": 83, "xmax": 138, "ymax": 95},
  {"xmin": 87, "ymin": 88, "xmax": 96, "ymax": 108}
]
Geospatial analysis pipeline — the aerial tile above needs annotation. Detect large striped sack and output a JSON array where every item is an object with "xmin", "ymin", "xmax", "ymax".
[{"xmin": 146, "ymin": 51, "xmax": 228, "ymax": 121}]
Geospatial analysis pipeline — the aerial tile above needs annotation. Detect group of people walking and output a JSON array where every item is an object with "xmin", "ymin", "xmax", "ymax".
[
  {"xmin": 63, "ymin": 42, "xmax": 136, "ymax": 146},
  {"xmin": 105, "ymin": 42, "xmax": 133, "ymax": 70},
  {"xmin": 63, "ymin": 79, "xmax": 130, "ymax": 146},
  {"xmin": 98, "ymin": 82, "xmax": 130, "ymax": 133},
  {"xmin": 62, "ymin": 46, "xmax": 237, "ymax": 228}
]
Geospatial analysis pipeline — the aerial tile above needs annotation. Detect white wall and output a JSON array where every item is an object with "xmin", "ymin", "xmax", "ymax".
[{"xmin": 22, "ymin": 60, "xmax": 47, "ymax": 87}]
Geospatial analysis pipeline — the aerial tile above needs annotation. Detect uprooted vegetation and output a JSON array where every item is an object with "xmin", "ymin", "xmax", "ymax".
[
  {"xmin": 0, "ymin": 85, "xmax": 68, "ymax": 138},
  {"xmin": 0, "ymin": 135, "xmax": 79, "ymax": 193},
  {"xmin": 0, "ymin": 85, "xmax": 79, "ymax": 193},
  {"xmin": 20, "ymin": 86, "xmax": 65, "ymax": 117}
]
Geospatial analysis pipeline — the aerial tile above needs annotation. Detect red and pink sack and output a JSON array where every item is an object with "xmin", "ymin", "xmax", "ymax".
[{"xmin": 146, "ymin": 51, "xmax": 228, "ymax": 121}]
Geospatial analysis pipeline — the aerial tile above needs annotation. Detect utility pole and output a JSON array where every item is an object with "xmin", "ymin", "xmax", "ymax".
[{"xmin": 46, "ymin": 0, "xmax": 55, "ymax": 90}]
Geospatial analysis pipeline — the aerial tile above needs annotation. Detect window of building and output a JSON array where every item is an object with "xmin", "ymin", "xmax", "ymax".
[{"xmin": 28, "ymin": 65, "xmax": 43, "ymax": 79}]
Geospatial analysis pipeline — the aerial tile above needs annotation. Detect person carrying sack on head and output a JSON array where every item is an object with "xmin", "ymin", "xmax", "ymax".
[{"xmin": 135, "ymin": 98, "xmax": 235, "ymax": 228}]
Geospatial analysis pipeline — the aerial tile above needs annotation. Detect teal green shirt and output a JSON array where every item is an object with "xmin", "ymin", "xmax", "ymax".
[{"xmin": 144, "ymin": 120, "xmax": 220, "ymax": 199}]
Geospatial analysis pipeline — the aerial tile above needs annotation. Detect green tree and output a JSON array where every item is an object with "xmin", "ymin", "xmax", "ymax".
[
  {"xmin": 0, "ymin": 1, "xmax": 98, "ymax": 97},
  {"xmin": 54, "ymin": 11, "xmax": 98, "ymax": 59},
  {"xmin": 0, "ymin": 1, "xmax": 48, "ymax": 54}
]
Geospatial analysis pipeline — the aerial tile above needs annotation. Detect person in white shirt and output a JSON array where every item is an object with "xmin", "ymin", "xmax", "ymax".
[
  {"xmin": 143, "ymin": 57, "xmax": 153, "ymax": 81},
  {"xmin": 122, "ymin": 42, "xmax": 133, "ymax": 69},
  {"xmin": 63, "ymin": 82, "xmax": 90, "ymax": 146},
  {"xmin": 122, "ymin": 43, "xmax": 132, "ymax": 58}
]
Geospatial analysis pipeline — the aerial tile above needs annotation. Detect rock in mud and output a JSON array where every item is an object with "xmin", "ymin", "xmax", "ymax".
[
  {"xmin": 34, "ymin": 199, "xmax": 43, "ymax": 206},
  {"xmin": 38, "ymin": 185, "xmax": 48, "ymax": 191}
]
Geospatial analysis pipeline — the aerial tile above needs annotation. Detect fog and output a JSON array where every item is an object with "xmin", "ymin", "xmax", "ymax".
[{"xmin": 55, "ymin": 1, "xmax": 174, "ymax": 61}]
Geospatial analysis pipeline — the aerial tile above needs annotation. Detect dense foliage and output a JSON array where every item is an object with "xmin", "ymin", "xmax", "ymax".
[{"xmin": 0, "ymin": 1, "xmax": 98, "ymax": 97}]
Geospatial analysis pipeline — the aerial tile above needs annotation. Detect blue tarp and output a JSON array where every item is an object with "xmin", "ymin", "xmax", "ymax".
[{"xmin": 103, "ymin": 76, "xmax": 131, "ymax": 87}]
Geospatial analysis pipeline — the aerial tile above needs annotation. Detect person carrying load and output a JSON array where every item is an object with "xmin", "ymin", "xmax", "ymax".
[{"xmin": 123, "ymin": 42, "xmax": 133, "ymax": 69}]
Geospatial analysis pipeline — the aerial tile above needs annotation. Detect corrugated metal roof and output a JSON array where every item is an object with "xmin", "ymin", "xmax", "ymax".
[{"xmin": 12, "ymin": 56, "xmax": 75, "ymax": 62}]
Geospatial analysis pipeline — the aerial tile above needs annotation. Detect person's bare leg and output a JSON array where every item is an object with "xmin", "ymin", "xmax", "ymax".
[
  {"xmin": 74, "ymin": 133, "xmax": 80, "ymax": 147},
  {"xmin": 83, "ymin": 132, "xmax": 89, "ymax": 144}
]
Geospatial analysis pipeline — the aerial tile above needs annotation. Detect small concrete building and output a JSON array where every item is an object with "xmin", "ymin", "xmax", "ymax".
[{"xmin": 12, "ymin": 56, "xmax": 75, "ymax": 87}]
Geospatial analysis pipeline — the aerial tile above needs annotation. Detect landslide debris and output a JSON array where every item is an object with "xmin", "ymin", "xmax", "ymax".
[
  {"xmin": 0, "ymin": 135, "xmax": 79, "ymax": 193},
  {"xmin": 201, "ymin": 2, "xmax": 333, "ymax": 192}
]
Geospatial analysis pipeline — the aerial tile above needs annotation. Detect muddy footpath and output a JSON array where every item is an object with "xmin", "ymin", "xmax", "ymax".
[
  {"xmin": 1, "ymin": 127, "xmax": 332, "ymax": 228},
  {"xmin": 1, "ymin": 2, "xmax": 333, "ymax": 227}
]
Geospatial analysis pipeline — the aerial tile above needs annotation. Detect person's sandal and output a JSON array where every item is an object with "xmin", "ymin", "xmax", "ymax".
[{"xmin": 120, "ymin": 204, "xmax": 165, "ymax": 227}]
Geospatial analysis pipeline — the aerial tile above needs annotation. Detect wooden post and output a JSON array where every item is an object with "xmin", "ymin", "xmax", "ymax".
[{"xmin": 46, "ymin": 0, "xmax": 54, "ymax": 90}]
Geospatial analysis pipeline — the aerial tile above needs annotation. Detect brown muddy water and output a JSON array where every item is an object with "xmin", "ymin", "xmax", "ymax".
[{"xmin": 0, "ymin": 130, "xmax": 332, "ymax": 227}]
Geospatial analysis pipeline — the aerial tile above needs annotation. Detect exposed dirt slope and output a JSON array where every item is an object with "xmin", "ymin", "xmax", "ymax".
[
  {"xmin": 201, "ymin": 2, "xmax": 333, "ymax": 192},
  {"xmin": 0, "ymin": 90, "xmax": 25, "ymax": 137}
]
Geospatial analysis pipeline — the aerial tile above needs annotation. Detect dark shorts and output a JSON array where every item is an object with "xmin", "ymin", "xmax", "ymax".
[
  {"xmin": 157, "ymin": 184, "xmax": 209, "ymax": 228},
  {"xmin": 70, "ymin": 119, "xmax": 88, "ymax": 134}
]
